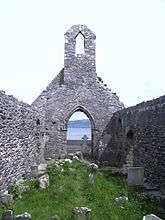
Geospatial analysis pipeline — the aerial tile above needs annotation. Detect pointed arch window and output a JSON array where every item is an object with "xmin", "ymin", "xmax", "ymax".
[{"xmin": 75, "ymin": 32, "xmax": 85, "ymax": 55}]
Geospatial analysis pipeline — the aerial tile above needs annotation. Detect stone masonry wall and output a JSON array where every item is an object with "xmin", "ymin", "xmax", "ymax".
[
  {"xmin": 32, "ymin": 25, "xmax": 124, "ymax": 159},
  {"xmin": 0, "ymin": 91, "xmax": 42, "ymax": 193},
  {"xmin": 98, "ymin": 95, "xmax": 165, "ymax": 191}
]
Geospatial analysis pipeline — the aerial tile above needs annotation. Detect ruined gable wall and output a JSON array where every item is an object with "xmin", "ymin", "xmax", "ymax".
[
  {"xmin": 99, "ymin": 95, "xmax": 165, "ymax": 191},
  {"xmin": 32, "ymin": 68, "xmax": 124, "ymax": 159},
  {"xmin": 32, "ymin": 25, "xmax": 124, "ymax": 159},
  {"xmin": 0, "ymin": 91, "xmax": 42, "ymax": 193}
]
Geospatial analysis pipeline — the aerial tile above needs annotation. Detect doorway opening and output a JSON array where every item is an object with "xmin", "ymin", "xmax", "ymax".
[{"xmin": 67, "ymin": 109, "xmax": 93, "ymax": 156}]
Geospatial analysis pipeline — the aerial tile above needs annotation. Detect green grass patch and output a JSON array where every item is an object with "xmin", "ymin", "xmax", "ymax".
[{"xmin": 0, "ymin": 161, "xmax": 164, "ymax": 220}]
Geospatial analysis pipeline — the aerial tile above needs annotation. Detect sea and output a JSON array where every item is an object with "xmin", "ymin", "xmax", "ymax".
[{"xmin": 67, "ymin": 127, "xmax": 91, "ymax": 140}]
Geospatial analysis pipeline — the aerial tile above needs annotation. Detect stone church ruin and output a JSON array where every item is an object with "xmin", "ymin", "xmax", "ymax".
[{"xmin": 0, "ymin": 25, "xmax": 165, "ymax": 197}]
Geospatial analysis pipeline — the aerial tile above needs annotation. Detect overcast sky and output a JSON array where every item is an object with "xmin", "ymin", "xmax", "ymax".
[{"xmin": 0, "ymin": 0, "xmax": 165, "ymax": 109}]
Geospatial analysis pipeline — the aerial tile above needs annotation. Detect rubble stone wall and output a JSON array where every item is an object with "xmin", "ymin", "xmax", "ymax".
[
  {"xmin": 99, "ymin": 96, "xmax": 165, "ymax": 191},
  {"xmin": 0, "ymin": 91, "xmax": 42, "ymax": 193}
]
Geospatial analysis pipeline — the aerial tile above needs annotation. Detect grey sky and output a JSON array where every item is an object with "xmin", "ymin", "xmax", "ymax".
[{"xmin": 0, "ymin": 0, "xmax": 165, "ymax": 108}]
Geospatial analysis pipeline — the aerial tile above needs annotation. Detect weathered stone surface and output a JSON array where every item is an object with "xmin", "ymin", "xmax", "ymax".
[
  {"xmin": 76, "ymin": 151, "xmax": 83, "ymax": 160},
  {"xmin": 127, "ymin": 167, "xmax": 144, "ymax": 186},
  {"xmin": 56, "ymin": 164, "xmax": 64, "ymax": 173},
  {"xmin": 72, "ymin": 156, "xmax": 80, "ymax": 162},
  {"xmin": 67, "ymin": 153, "xmax": 74, "ymax": 159},
  {"xmin": 73, "ymin": 207, "xmax": 91, "ymax": 219},
  {"xmin": 38, "ymin": 163, "xmax": 47, "ymax": 171},
  {"xmin": 114, "ymin": 196, "xmax": 128, "ymax": 205},
  {"xmin": 2, "ymin": 210, "xmax": 13, "ymax": 220},
  {"xmin": 98, "ymin": 95, "xmax": 165, "ymax": 192},
  {"xmin": 142, "ymin": 214, "xmax": 162, "ymax": 220},
  {"xmin": 0, "ymin": 90, "xmax": 42, "ymax": 193},
  {"xmin": 0, "ymin": 191, "xmax": 13, "ymax": 207},
  {"xmin": 19, "ymin": 185, "xmax": 30, "ymax": 195},
  {"xmin": 14, "ymin": 212, "xmax": 31, "ymax": 219},
  {"xmin": 65, "ymin": 159, "xmax": 72, "ymax": 167},
  {"xmin": 38, "ymin": 174, "xmax": 49, "ymax": 189},
  {"xmin": 88, "ymin": 173, "xmax": 94, "ymax": 187}
]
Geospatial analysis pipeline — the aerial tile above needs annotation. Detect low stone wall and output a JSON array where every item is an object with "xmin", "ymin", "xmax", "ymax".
[
  {"xmin": 67, "ymin": 140, "xmax": 91, "ymax": 154},
  {"xmin": 0, "ymin": 91, "xmax": 42, "ymax": 193},
  {"xmin": 98, "ymin": 95, "xmax": 165, "ymax": 191}
]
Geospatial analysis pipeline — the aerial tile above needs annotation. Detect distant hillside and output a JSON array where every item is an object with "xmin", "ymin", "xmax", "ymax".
[{"xmin": 68, "ymin": 119, "xmax": 91, "ymax": 128}]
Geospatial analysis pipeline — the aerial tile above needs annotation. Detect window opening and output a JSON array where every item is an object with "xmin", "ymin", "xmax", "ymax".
[{"xmin": 75, "ymin": 32, "xmax": 85, "ymax": 55}]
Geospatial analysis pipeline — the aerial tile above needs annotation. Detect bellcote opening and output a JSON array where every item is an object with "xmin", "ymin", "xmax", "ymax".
[{"xmin": 75, "ymin": 32, "xmax": 85, "ymax": 55}]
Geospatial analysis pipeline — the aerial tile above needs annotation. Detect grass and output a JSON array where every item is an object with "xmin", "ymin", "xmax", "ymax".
[{"xmin": 0, "ymin": 161, "xmax": 164, "ymax": 220}]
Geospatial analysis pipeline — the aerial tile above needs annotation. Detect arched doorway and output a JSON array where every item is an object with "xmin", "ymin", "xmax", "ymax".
[{"xmin": 66, "ymin": 106, "xmax": 95, "ymax": 157}]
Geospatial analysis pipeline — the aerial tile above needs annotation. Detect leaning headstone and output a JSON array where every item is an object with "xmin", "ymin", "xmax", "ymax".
[
  {"xmin": 127, "ymin": 167, "xmax": 144, "ymax": 186},
  {"xmin": 114, "ymin": 196, "xmax": 128, "ymax": 205},
  {"xmin": 38, "ymin": 174, "xmax": 49, "ymax": 189},
  {"xmin": 14, "ymin": 212, "xmax": 31, "ymax": 219},
  {"xmin": 73, "ymin": 207, "xmax": 91, "ymax": 219},
  {"xmin": 0, "ymin": 191, "xmax": 13, "ymax": 207},
  {"xmin": 88, "ymin": 173, "xmax": 94, "ymax": 187},
  {"xmin": 142, "ymin": 214, "xmax": 162, "ymax": 220},
  {"xmin": 2, "ymin": 210, "xmax": 13, "ymax": 220}
]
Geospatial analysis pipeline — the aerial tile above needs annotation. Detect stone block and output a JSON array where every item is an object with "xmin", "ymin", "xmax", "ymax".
[
  {"xmin": 0, "ymin": 191, "xmax": 13, "ymax": 207},
  {"xmin": 142, "ymin": 214, "xmax": 162, "ymax": 220},
  {"xmin": 73, "ymin": 207, "xmax": 91, "ymax": 219},
  {"xmin": 38, "ymin": 174, "xmax": 49, "ymax": 189},
  {"xmin": 127, "ymin": 167, "xmax": 144, "ymax": 186},
  {"xmin": 88, "ymin": 173, "xmax": 94, "ymax": 187},
  {"xmin": 14, "ymin": 212, "xmax": 31, "ymax": 219},
  {"xmin": 114, "ymin": 196, "xmax": 128, "ymax": 205},
  {"xmin": 38, "ymin": 163, "xmax": 47, "ymax": 171}
]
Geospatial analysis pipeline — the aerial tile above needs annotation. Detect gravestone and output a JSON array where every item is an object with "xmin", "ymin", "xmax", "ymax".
[
  {"xmin": 81, "ymin": 135, "xmax": 89, "ymax": 154},
  {"xmin": 127, "ymin": 167, "xmax": 144, "ymax": 186},
  {"xmin": 88, "ymin": 173, "xmax": 94, "ymax": 187},
  {"xmin": 38, "ymin": 174, "xmax": 49, "ymax": 189},
  {"xmin": 2, "ymin": 210, "xmax": 13, "ymax": 220},
  {"xmin": 73, "ymin": 207, "xmax": 91, "ymax": 219}
]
